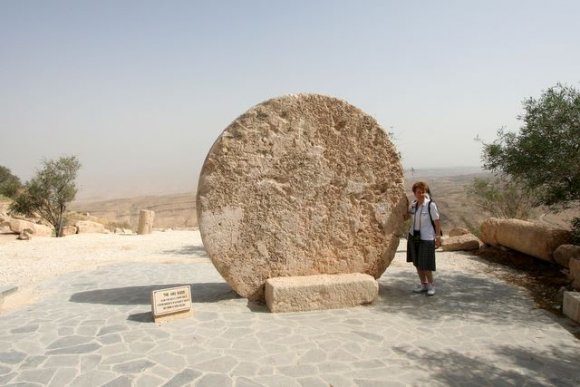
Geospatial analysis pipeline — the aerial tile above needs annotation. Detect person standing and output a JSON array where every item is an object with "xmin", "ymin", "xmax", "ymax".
[{"xmin": 403, "ymin": 181, "xmax": 442, "ymax": 296}]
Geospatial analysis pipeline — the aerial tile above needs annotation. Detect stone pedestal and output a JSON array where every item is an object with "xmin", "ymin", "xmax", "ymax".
[
  {"xmin": 76, "ymin": 220, "xmax": 106, "ymax": 234},
  {"xmin": 265, "ymin": 273, "xmax": 378, "ymax": 313},
  {"xmin": 137, "ymin": 210, "xmax": 155, "ymax": 235}
]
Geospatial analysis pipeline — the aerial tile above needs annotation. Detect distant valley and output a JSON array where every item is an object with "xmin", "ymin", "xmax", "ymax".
[{"xmin": 69, "ymin": 167, "xmax": 576, "ymax": 232}]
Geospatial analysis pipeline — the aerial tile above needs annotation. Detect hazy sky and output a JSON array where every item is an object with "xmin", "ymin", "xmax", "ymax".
[{"xmin": 1, "ymin": 1, "xmax": 579, "ymax": 199}]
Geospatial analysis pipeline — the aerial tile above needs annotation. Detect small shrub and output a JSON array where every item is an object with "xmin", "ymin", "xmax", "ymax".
[
  {"xmin": 466, "ymin": 175, "xmax": 538, "ymax": 219},
  {"xmin": 9, "ymin": 156, "xmax": 80, "ymax": 237}
]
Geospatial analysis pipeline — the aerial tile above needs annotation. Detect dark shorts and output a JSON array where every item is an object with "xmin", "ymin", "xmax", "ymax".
[{"xmin": 406, "ymin": 233, "xmax": 436, "ymax": 271}]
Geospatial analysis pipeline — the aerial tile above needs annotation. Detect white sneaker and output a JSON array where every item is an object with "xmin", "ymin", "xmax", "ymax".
[
  {"xmin": 413, "ymin": 284, "xmax": 427, "ymax": 293},
  {"xmin": 426, "ymin": 284, "xmax": 435, "ymax": 296}
]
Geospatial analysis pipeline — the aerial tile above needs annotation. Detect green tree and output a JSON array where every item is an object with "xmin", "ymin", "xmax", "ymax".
[
  {"xmin": 10, "ymin": 156, "xmax": 81, "ymax": 237},
  {"xmin": 466, "ymin": 175, "xmax": 537, "ymax": 219},
  {"xmin": 482, "ymin": 83, "xmax": 580, "ymax": 205},
  {"xmin": 0, "ymin": 165, "xmax": 22, "ymax": 198}
]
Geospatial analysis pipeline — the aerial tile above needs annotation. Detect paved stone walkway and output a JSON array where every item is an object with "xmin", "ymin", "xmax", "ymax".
[{"xmin": 1, "ymin": 242, "xmax": 579, "ymax": 386}]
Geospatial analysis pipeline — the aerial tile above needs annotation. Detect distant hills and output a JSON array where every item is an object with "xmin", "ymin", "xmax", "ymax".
[{"xmin": 69, "ymin": 166, "xmax": 575, "ymax": 232}]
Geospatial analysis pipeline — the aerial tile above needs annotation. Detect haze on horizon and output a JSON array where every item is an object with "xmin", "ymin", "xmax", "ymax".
[{"xmin": 1, "ymin": 1, "xmax": 579, "ymax": 200}]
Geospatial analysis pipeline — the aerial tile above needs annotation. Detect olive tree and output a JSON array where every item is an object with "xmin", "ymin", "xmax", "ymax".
[
  {"xmin": 10, "ymin": 156, "xmax": 81, "ymax": 237},
  {"xmin": 482, "ymin": 83, "xmax": 579, "ymax": 206},
  {"xmin": 479, "ymin": 83, "xmax": 579, "ymax": 242}
]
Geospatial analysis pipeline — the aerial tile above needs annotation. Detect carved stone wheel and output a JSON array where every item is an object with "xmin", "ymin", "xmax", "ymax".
[{"xmin": 197, "ymin": 94, "xmax": 406, "ymax": 300}]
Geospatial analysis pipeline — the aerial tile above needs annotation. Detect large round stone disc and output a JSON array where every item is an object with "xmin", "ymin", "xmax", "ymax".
[{"xmin": 197, "ymin": 94, "xmax": 406, "ymax": 300}]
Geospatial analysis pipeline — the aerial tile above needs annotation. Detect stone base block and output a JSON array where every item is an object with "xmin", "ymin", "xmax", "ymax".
[
  {"xmin": 265, "ymin": 273, "xmax": 378, "ymax": 313},
  {"xmin": 563, "ymin": 291, "xmax": 580, "ymax": 323}
]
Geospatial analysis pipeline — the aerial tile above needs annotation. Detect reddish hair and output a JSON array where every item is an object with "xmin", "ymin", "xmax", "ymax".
[{"xmin": 412, "ymin": 181, "xmax": 429, "ymax": 194}]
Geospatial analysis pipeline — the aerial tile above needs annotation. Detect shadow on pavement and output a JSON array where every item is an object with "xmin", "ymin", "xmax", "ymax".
[
  {"xmin": 393, "ymin": 343, "xmax": 579, "ymax": 386},
  {"xmin": 246, "ymin": 300, "xmax": 270, "ymax": 313},
  {"xmin": 377, "ymin": 270, "xmax": 545, "ymax": 326},
  {"xmin": 127, "ymin": 311, "xmax": 153, "ymax": 323},
  {"xmin": 69, "ymin": 282, "xmax": 237, "ymax": 305},
  {"xmin": 159, "ymin": 245, "xmax": 208, "ymax": 257}
]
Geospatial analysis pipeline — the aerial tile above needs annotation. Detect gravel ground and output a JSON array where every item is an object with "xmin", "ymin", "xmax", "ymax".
[
  {"xmin": 0, "ymin": 230, "xmax": 207, "ymax": 309},
  {"xmin": 2, "ymin": 230, "xmax": 498, "ymax": 300},
  {"xmin": 0, "ymin": 231, "xmax": 499, "ymax": 288}
]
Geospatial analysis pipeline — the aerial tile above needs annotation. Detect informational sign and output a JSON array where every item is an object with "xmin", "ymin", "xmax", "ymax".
[{"xmin": 151, "ymin": 286, "xmax": 192, "ymax": 323}]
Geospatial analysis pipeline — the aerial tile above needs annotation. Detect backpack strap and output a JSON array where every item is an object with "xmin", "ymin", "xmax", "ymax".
[{"xmin": 428, "ymin": 200, "xmax": 442, "ymax": 236}]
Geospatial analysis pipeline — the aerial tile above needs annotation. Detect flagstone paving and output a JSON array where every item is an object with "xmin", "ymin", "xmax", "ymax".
[{"xmin": 1, "ymin": 241, "xmax": 579, "ymax": 386}]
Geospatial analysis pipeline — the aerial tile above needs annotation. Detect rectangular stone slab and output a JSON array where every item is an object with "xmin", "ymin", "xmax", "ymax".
[
  {"xmin": 265, "ymin": 273, "xmax": 378, "ymax": 313},
  {"xmin": 563, "ymin": 291, "xmax": 580, "ymax": 323}
]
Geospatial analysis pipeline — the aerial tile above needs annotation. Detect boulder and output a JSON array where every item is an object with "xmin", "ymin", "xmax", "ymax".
[
  {"xmin": 32, "ymin": 224, "xmax": 53, "ymax": 237},
  {"xmin": 75, "ymin": 220, "xmax": 106, "ymax": 234},
  {"xmin": 18, "ymin": 228, "xmax": 33, "ymax": 240},
  {"xmin": 0, "ymin": 220, "xmax": 12, "ymax": 233},
  {"xmin": 448, "ymin": 228, "xmax": 470, "ymax": 237},
  {"xmin": 197, "ymin": 94, "xmax": 406, "ymax": 301},
  {"xmin": 265, "ymin": 273, "xmax": 378, "ymax": 313},
  {"xmin": 480, "ymin": 218, "xmax": 571, "ymax": 262},
  {"xmin": 441, "ymin": 233, "xmax": 481, "ymax": 251},
  {"xmin": 8, "ymin": 219, "xmax": 52, "ymax": 237},
  {"xmin": 8, "ymin": 219, "xmax": 36, "ymax": 233},
  {"xmin": 553, "ymin": 244, "xmax": 580, "ymax": 268},
  {"xmin": 61, "ymin": 225, "xmax": 78, "ymax": 237}
]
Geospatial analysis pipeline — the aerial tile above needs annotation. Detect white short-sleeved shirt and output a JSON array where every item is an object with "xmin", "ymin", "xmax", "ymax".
[{"xmin": 408, "ymin": 198, "xmax": 440, "ymax": 240}]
